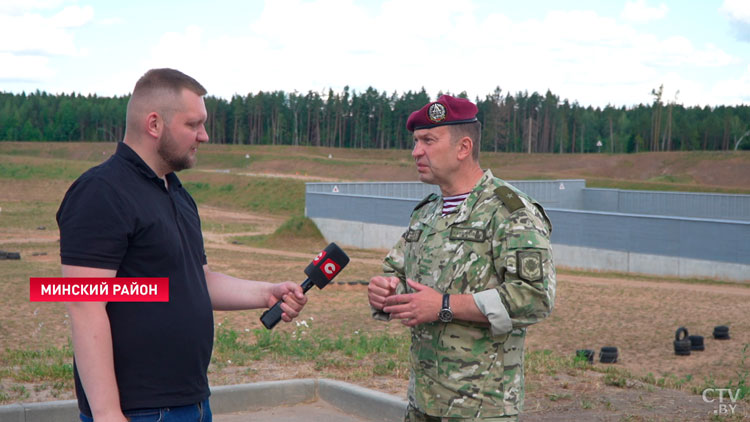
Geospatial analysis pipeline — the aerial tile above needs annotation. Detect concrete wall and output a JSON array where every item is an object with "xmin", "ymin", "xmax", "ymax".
[
  {"xmin": 582, "ymin": 188, "xmax": 750, "ymax": 221},
  {"xmin": 306, "ymin": 181, "xmax": 750, "ymax": 282},
  {"xmin": 307, "ymin": 180, "xmax": 750, "ymax": 221},
  {"xmin": 310, "ymin": 217, "xmax": 750, "ymax": 282}
]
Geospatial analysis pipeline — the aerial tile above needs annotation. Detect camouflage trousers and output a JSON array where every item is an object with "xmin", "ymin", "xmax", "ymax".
[{"xmin": 404, "ymin": 404, "xmax": 518, "ymax": 422}]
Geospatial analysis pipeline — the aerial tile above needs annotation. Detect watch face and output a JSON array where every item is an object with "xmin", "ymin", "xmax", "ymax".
[{"xmin": 439, "ymin": 308, "xmax": 454, "ymax": 322}]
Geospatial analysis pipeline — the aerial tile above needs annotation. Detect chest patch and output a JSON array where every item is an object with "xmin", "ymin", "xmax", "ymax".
[
  {"xmin": 449, "ymin": 227, "xmax": 486, "ymax": 242},
  {"xmin": 404, "ymin": 229, "xmax": 423, "ymax": 242}
]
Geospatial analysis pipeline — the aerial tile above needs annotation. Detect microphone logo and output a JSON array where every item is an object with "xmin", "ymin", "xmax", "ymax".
[
  {"xmin": 313, "ymin": 250, "xmax": 327, "ymax": 265},
  {"xmin": 321, "ymin": 259, "xmax": 341, "ymax": 280}
]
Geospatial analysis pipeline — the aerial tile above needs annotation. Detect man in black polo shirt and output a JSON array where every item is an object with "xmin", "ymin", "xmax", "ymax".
[{"xmin": 57, "ymin": 68, "xmax": 307, "ymax": 422}]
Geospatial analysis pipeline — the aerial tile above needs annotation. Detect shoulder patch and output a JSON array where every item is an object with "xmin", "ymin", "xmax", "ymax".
[
  {"xmin": 494, "ymin": 186, "xmax": 524, "ymax": 213},
  {"xmin": 413, "ymin": 192, "xmax": 438, "ymax": 212}
]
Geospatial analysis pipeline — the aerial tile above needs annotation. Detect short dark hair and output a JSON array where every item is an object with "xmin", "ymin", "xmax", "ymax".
[
  {"xmin": 132, "ymin": 68, "xmax": 207, "ymax": 98},
  {"xmin": 126, "ymin": 69, "xmax": 206, "ymax": 130},
  {"xmin": 450, "ymin": 121, "xmax": 482, "ymax": 161}
]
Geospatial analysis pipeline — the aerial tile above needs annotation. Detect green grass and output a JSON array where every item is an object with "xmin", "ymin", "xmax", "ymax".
[
  {"xmin": 646, "ymin": 174, "xmax": 695, "ymax": 184},
  {"xmin": 230, "ymin": 216, "xmax": 324, "ymax": 249},
  {"xmin": 0, "ymin": 161, "xmax": 87, "ymax": 181},
  {"xmin": 1, "ymin": 344, "xmax": 74, "ymax": 384},
  {"xmin": 0, "ymin": 201, "xmax": 59, "ymax": 231},
  {"xmin": 200, "ymin": 221, "xmax": 258, "ymax": 234},
  {"xmin": 0, "ymin": 343, "xmax": 75, "ymax": 403},
  {"xmin": 211, "ymin": 320, "xmax": 410, "ymax": 377},
  {"xmin": 183, "ymin": 176, "xmax": 305, "ymax": 215}
]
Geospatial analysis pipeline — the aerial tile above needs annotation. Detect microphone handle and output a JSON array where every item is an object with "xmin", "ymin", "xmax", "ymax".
[{"xmin": 260, "ymin": 278, "xmax": 314, "ymax": 330}]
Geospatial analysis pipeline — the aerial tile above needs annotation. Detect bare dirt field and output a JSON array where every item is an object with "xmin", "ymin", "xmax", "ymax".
[{"xmin": 1, "ymin": 144, "xmax": 749, "ymax": 421}]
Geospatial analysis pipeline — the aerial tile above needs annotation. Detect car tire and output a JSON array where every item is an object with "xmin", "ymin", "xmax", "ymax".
[
  {"xmin": 599, "ymin": 346, "xmax": 618, "ymax": 363},
  {"xmin": 674, "ymin": 327, "xmax": 691, "ymax": 356}
]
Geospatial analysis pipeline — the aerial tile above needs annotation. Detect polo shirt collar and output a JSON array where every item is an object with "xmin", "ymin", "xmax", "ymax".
[{"xmin": 115, "ymin": 142, "xmax": 182, "ymax": 189}]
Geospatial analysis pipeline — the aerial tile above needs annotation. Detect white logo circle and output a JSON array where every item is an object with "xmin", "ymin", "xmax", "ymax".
[
  {"xmin": 323, "ymin": 262, "xmax": 336, "ymax": 274},
  {"xmin": 427, "ymin": 103, "xmax": 446, "ymax": 123}
]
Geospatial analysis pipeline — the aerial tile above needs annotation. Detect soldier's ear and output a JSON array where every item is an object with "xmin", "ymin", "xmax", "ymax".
[{"xmin": 456, "ymin": 136, "xmax": 473, "ymax": 161}]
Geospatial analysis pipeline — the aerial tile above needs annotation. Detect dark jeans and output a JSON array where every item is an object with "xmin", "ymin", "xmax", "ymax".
[{"xmin": 79, "ymin": 398, "xmax": 211, "ymax": 422}]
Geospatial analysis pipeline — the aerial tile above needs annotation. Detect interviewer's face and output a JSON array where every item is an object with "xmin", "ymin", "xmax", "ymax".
[
  {"xmin": 411, "ymin": 125, "xmax": 459, "ymax": 186},
  {"xmin": 158, "ymin": 89, "xmax": 209, "ymax": 172}
]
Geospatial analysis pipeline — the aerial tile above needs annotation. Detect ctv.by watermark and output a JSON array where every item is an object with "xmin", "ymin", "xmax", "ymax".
[{"xmin": 702, "ymin": 388, "xmax": 744, "ymax": 416}]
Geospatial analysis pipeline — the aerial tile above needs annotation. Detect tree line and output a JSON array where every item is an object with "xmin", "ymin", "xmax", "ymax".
[{"xmin": 1, "ymin": 86, "xmax": 749, "ymax": 152}]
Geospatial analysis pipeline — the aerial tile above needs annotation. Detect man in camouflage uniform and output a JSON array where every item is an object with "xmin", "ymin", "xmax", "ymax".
[{"xmin": 368, "ymin": 95, "xmax": 556, "ymax": 422}]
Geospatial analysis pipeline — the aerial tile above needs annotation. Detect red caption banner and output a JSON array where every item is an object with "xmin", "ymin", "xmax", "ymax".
[{"xmin": 29, "ymin": 278, "xmax": 169, "ymax": 302}]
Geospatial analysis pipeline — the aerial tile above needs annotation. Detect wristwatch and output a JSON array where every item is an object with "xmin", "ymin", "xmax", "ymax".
[{"xmin": 438, "ymin": 294, "xmax": 454, "ymax": 323}]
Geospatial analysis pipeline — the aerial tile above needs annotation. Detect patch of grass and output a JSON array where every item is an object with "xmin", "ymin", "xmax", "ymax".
[
  {"xmin": 10, "ymin": 385, "xmax": 29, "ymax": 401},
  {"xmin": 525, "ymin": 349, "xmax": 585, "ymax": 376},
  {"xmin": 604, "ymin": 368, "xmax": 628, "ymax": 387},
  {"xmin": 0, "ymin": 344, "xmax": 75, "ymax": 394},
  {"xmin": 0, "ymin": 160, "xmax": 87, "ymax": 181},
  {"xmin": 0, "ymin": 201, "xmax": 59, "ymax": 231},
  {"xmin": 211, "ymin": 320, "xmax": 409, "ymax": 378},
  {"xmin": 697, "ymin": 344, "xmax": 750, "ymax": 401},
  {"xmin": 646, "ymin": 174, "xmax": 694, "ymax": 184},
  {"xmin": 183, "ymin": 174, "xmax": 305, "ymax": 215},
  {"xmin": 546, "ymin": 392, "xmax": 572, "ymax": 402},
  {"xmin": 230, "ymin": 216, "xmax": 324, "ymax": 250},
  {"xmin": 200, "ymin": 221, "xmax": 258, "ymax": 234}
]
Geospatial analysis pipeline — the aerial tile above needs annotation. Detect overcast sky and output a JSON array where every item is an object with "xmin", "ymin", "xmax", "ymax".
[{"xmin": 1, "ymin": 0, "xmax": 749, "ymax": 107}]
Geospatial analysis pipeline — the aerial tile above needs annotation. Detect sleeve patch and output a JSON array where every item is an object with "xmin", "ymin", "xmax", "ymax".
[{"xmin": 517, "ymin": 250, "xmax": 543, "ymax": 282}]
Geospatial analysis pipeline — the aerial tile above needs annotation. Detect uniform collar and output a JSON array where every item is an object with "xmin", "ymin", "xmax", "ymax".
[{"xmin": 448, "ymin": 169, "xmax": 494, "ymax": 225}]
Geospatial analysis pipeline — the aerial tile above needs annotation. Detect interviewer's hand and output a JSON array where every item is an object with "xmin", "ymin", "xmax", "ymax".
[
  {"xmin": 382, "ymin": 279, "xmax": 441, "ymax": 327},
  {"xmin": 368, "ymin": 276, "xmax": 400, "ymax": 310},
  {"xmin": 268, "ymin": 282, "xmax": 307, "ymax": 322}
]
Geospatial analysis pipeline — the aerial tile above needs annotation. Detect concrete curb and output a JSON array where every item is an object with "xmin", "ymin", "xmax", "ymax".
[
  {"xmin": 318, "ymin": 379, "xmax": 407, "ymax": 422},
  {"xmin": 0, "ymin": 379, "xmax": 407, "ymax": 422},
  {"xmin": 209, "ymin": 378, "xmax": 317, "ymax": 414}
]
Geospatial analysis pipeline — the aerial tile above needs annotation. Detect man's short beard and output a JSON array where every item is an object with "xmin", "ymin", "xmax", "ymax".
[{"xmin": 157, "ymin": 126, "xmax": 193, "ymax": 172}]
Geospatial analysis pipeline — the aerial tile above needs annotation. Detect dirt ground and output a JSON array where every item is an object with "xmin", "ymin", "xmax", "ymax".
[{"xmin": 2, "ymin": 203, "xmax": 748, "ymax": 421}]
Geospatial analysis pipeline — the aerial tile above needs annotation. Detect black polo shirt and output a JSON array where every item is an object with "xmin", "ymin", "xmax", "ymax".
[{"xmin": 57, "ymin": 142, "xmax": 213, "ymax": 416}]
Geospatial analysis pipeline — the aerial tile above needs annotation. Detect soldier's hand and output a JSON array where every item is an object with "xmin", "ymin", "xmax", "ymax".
[
  {"xmin": 382, "ymin": 279, "xmax": 441, "ymax": 327},
  {"xmin": 368, "ymin": 276, "xmax": 400, "ymax": 310}
]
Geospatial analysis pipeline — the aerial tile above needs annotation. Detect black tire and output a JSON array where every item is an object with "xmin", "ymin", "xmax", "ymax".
[
  {"xmin": 674, "ymin": 342, "xmax": 691, "ymax": 355},
  {"xmin": 688, "ymin": 335, "xmax": 705, "ymax": 351},
  {"xmin": 674, "ymin": 327, "xmax": 691, "ymax": 355},
  {"xmin": 5, "ymin": 252, "xmax": 20, "ymax": 260},
  {"xmin": 713, "ymin": 325, "xmax": 730, "ymax": 340},
  {"xmin": 599, "ymin": 346, "xmax": 618, "ymax": 363}
]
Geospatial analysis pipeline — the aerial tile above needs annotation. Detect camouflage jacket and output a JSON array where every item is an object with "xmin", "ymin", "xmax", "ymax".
[{"xmin": 374, "ymin": 169, "xmax": 556, "ymax": 419}]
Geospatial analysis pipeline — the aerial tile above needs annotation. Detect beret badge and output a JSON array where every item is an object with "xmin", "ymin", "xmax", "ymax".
[{"xmin": 427, "ymin": 102, "xmax": 447, "ymax": 123}]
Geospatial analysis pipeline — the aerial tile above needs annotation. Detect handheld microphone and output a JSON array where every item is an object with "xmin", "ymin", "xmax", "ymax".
[{"xmin": 260, "ymin": 242, "xmax": 350, "ymax": 329}]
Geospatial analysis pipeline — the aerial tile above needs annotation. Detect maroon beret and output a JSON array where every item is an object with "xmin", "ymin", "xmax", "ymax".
[{"xmin": 406, "ymin": 95, "xmax": 478, "ymax": 132}]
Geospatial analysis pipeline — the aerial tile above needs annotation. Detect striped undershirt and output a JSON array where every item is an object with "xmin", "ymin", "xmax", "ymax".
[{"xmin": 442, "ymin": 192, "xmax": 470, "ymax": 216}]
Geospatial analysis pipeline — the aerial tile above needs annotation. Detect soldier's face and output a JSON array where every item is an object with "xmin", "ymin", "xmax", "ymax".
[{"xmin": 412, "ymin": 125, "xmax": 460, "ymax": 186}]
